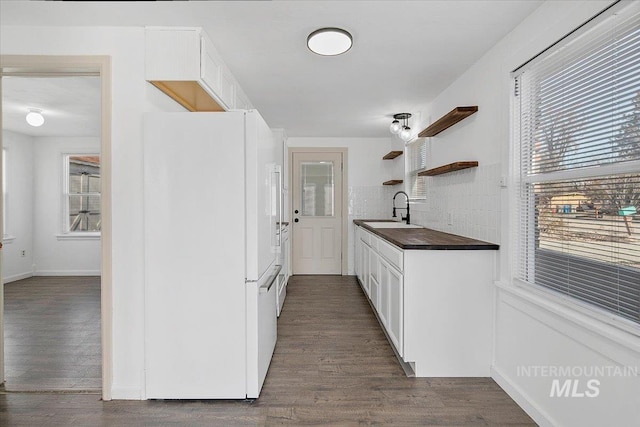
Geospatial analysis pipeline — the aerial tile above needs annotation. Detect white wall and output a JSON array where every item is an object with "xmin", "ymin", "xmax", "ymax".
[
  {"xmin": 410, "ymin": 1, "xmax": 640, "ymax": 425},
  {"xmin": 1, "ymin": 25, "xmax": 184, "ymax": 399},
  {"xmin": 288, "ymin": 137, "xmax": 404, "ymax": 274},
  {"xmin": 32, "ymin": 137, "xmax": 101, "ymax": 275},
  {"xmin": 2, "ymin": 130, "xmax": 35, "ymax": 282}
]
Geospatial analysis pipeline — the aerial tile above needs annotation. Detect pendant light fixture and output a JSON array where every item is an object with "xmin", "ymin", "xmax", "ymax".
[
  {"xmin": 307, "ymin": 28, "xmax": 353, "ymax": 56},
  {"xmin": 26, "ymin": 108, "xmax": 45, "ymax": 127},
  {"xmin": 390, "ymin": 113, "xmax": 412, "ymax": 141}
]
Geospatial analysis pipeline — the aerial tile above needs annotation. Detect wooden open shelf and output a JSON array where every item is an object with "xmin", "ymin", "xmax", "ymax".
[
  {"xmin": 383, "ymin": 179, "xmax": 403, "ymax": 186},
  {"xmin": 383, "ymin": 151, "xmax": 403, "ymax": 160},
  {"xmin": 418, "ymin": 161, "xmax": 478, "ymax": 177},
  {"xmin": 418, "ymin": 106, "xmax": 478, "ymax": 137}
]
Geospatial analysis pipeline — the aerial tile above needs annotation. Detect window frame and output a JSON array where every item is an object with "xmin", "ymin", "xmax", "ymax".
[
  {"xmin": 60, "ymin": 152, "xmax": 101, "ymax": 239},
  {"xmin": 510, "ymin": 1, "xmax": 640, "ymax": 331},
  {"xmin": 404, "ymin": 137, "xmax": 428, "ymax": 201}
]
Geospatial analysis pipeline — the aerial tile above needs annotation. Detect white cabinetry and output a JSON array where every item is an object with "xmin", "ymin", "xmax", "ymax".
[
  {"xmin": 145, "ymin": 27, "xmax": 253, "ymax": 112},
  {"xmin": 277, "ymin": 225, "xmax": 290, "ymax": 317},
  {"xmin": 354, "ymin": 224, "xmax": 493, "ymax": 377}
]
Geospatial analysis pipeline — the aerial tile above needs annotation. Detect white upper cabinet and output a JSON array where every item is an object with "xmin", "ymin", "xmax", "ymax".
[{"xmin": 145, "ymin": 27, "xmax": 253, "ymax": 112}]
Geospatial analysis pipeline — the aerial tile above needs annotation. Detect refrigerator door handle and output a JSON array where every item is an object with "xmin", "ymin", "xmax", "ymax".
[
  {"xmin": 260, "ymin": 265, "xmax": 282, "ymax": 293},
  {"xmin": 275, "ymin": 165, "xmax": 282, "ymax": 249}
]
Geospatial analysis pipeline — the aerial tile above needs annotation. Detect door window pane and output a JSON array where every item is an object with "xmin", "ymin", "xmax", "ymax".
[{"xmin": 301, "ymin": 161, "xmax": 334, "ymax": 216}]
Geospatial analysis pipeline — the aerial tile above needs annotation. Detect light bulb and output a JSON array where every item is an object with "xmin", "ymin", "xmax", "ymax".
[
  {"xmin": 389, "ymin": 120, "xmax": 401, "ymax": 134},
  {"xmin": 399, "ymin": 126, "xmax": 412, "ymax": 142},
  {"xmin": 26, "ymin": 109, "xmax": 44, "ymax": 127}
]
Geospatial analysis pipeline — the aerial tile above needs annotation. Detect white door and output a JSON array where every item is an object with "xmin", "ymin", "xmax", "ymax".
[{"xmin": 292, "ymin": 152, "xmax": 342, "ymax": 274}]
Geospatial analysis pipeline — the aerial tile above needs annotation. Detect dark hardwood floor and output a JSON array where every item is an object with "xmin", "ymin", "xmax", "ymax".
[
  {"xmin": 1, "ymin": 275, "xmax": 534, "ymax": 426},
  {"xmin": 3, "ymin": 276, "xmax": 101, "ymax": 392}
]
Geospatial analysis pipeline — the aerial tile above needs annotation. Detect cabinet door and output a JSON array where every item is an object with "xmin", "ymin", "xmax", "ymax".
[
  {"xmin": 200, "ymin": 34, "xmax": 222, "ymax": 95},
  {"xmin": 387, "ymin": 265, "xmax": 403, "ymax": 357},
  {"xmin": 362, "ymin": 241, "xmax": 370, "ymax": 298},
  {"xmin": 354, "ymin": 227, "xmax": 362, "ymax": 280},
  {"xmin": 378, "ymin": 258, "xmax": 390, "ymax": 329},
  {"xmin": 145, "ymin": 28, "xmax": 201, "ymax": 81},
  {"xmin": 369, "ymin": 247, "xmax": 380, "ymax": 309}
]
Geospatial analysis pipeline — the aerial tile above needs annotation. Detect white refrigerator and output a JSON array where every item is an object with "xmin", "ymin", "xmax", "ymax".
[{"xmin": 143, "ymin": 110, "xmax": 281, "ymax": 399}]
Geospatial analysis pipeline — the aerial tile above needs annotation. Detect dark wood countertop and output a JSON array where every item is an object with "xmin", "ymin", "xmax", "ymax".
[{"xmin": 354, "ymin": 219, "xmax": 499, "ymax": 250}]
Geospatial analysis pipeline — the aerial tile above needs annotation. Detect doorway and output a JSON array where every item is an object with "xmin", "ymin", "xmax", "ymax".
[
  {"xmin": 290, "ymin": 148, "xmax": 348, "ymax": 275},
  {"xmin": 0, "ymin": 55, "xmax": 112, "ymax": 399}
]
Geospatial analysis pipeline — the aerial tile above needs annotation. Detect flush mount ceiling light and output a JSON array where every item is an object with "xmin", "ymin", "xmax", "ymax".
[
  {"xmin": 390, "ymin": 113, "xmax": 412, "ymax": 142},
  {"xmin": 26, "ymin": 108, "xmax": 45, "ymax": 127},
  {"xmin": 307, "ymin": 28, "xmax": 353, "ymax": 56}
]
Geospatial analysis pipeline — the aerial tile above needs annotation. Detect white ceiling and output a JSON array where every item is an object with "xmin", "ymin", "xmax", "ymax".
[
  {"xmin": 2, "ymin": 76, "xmax": 101, "ymax": 137},
  {"xmin": 0, "ymin": 1, "xmax": 544, "ymax": 137}
]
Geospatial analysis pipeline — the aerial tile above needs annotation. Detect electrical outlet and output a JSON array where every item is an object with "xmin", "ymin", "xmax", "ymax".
[
  {"xmin": 447, "ymin": 212, "xmax": 453, "ymax": 226},
  {"xmin": 21, "ymin": 250, "xmax": 26, "ymax": 257}
]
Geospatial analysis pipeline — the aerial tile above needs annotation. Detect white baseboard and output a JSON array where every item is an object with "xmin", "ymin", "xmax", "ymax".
[
  {"xmin": 3, "ymin": 271, "xmax": 34, "ymax": 283},
  {"xmin": 34, "ymin": 270, "xmax": 101, "ymax": 277},
  {"xmin": 110, "ymin": 385, "xmax": 144, "ymax": 400},
  {"xmin": 491, "ymin": 365, "xmax": 556, "ymax": 427}
]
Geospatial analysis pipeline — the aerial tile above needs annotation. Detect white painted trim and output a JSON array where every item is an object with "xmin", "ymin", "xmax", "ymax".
[
  {"xmin": 60, "ymin": 151, "xmax": 102, "ymax": 235},
  {"xmin": 111, "ymin": 385, "xmax": 144, "ymax": 400},
  {"xmin": 34, "ymin": 270, "xmax": 101, "ymax": 277},
  {"xmin": 491, "ymin": 365, "xmax": 557, "ymax": 427},
  {"xmin": 497, "ymin": 281, "xmax": 640, "ymax": 352},
  {"xmin": 56, "ymin": 233, "xmax": 101, "ymax": 241},
  {"xmin": 0, "ymin": 54, "xmax": 113, "ymax": 401},
  {"xmin": 3, "ymin": 272, "xmax": 34, "ymax": 283},
  {"xmin": 287, "ymin": 147, "xmax": 349, "ymax": 275}
]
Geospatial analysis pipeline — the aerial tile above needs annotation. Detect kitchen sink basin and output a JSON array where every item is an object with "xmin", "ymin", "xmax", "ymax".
[{"xmin": 363, "ymin": 222, "xmax": 423, "ymax": 229}]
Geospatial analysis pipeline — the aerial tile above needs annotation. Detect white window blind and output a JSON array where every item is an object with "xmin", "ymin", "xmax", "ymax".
[
  {"xmin": 514, "ymin": 3, "xmax": 640, "ymax": 324},
  {"xmin": 405, "ymin": 138, "xmax": 427, "ymax": 199}
]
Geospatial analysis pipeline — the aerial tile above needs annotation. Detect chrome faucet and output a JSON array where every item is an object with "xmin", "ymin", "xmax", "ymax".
[{"xmin": 392, "ymin": 191, "xmax": 410, "ymax": 224}]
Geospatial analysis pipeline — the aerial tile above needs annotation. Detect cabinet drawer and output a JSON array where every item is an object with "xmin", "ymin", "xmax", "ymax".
[
  {"xmin": 360, "ymin": 229, "xmax": 371, "ymax": 246},
  {"xmin": 370, "ymin": 234, "xmax": 379, "ymax": 251},
  {"xmin": 378, "ymin": 239, "xmax": 403, "ymax": 272}
]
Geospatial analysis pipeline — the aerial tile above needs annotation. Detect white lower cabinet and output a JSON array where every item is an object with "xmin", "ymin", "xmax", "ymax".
[
  {"xmin": 368, "ymin": 245, "xmax": 380, "ymax": 310},
  {"xmin": 385, "ymin": 261, "xmax": 403, "ymax": 357},
  {"xmin": 378, "ymin": 258, "xmax": 390, "ymax": 330},
  {"xmin": 354, "ymin": 224, "xmax": 494, "ymax": 377}
]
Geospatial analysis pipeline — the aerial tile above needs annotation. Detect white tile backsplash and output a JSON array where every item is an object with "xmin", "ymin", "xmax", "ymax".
[
  {"xmin": 409, "ymin": 163, "xmax": 501, "ymax": 244},
  {"xmin": 348, "ymin": 185, "xmax": 397, "ymax": 220}
]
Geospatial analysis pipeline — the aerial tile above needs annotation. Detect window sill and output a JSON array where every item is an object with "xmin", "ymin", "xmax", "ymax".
[
  {"xmin": 496, "ymin": 279, "xmax": 640, "ymax": 347},
  {"xmin": 2, "ymin": 235, "xmax": 16, "ymax": 244},
  {"xmin": 56, "ymin": 233, "xmax": 101, "ymax": 241}
]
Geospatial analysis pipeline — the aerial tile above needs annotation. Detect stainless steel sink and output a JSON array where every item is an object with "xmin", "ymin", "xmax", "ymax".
[{"xmin": 363, "ymin": 222, "xmax": 423, "ymax": 229}]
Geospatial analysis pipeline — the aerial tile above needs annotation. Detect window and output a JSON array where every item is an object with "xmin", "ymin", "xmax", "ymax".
[
  {"xmin": 2, "ymin": 148, "xmax": 7, "ymax": 238},
  {"xmin": 405, "ymin": 138, "xmax": 427, "ymax": 199},
  {"xmin": 514, "ymin": 3, "xmax": 640, "ymax": 324},
  {"xmin": 64, "ymin": 154, "xmax": 101, "ymax": 233}
]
